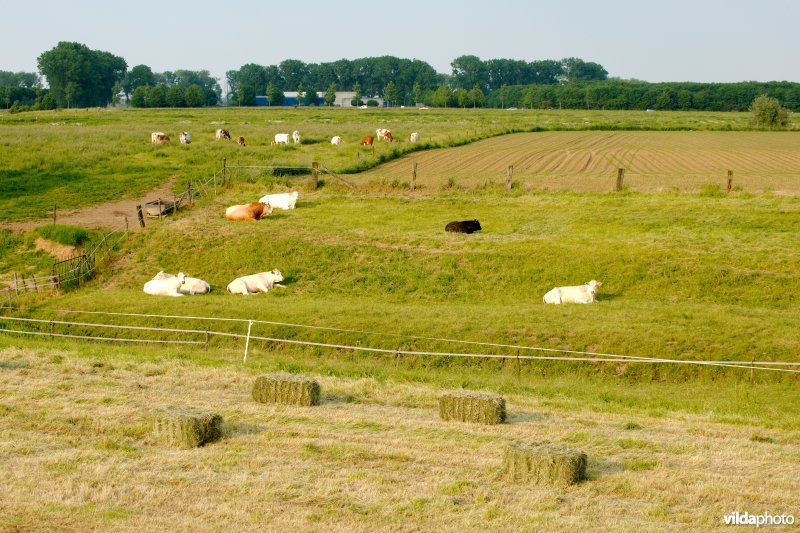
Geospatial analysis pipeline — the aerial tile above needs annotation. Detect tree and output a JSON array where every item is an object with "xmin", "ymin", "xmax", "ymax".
[
  {"xmin": 184, "ymin": 84, "xmax": 204, "ymax": 107},
  {"xmin": 111, "ymin": 81, "xmax": 122, "ymax": 106},
  {"xmin": 412, "ymin": 82, "xmax": 422, "ymax": 105},
  {"xmin": 37, "ymin": 41, "xmax": 126, "ymax": 108},
  {"xmin": 267, "ymin": 82, "xmax": 284, "ymax": 106},
  {"xmin": 451, "ymin": 55, "xmax": 489, "ymax": 91},
  {"xmin": 324, "ymin": 82, "xmax": 336, "ymax": 106},
  {"xmin": 455, "ymin": 88, "xmax": 469, "ymax": 108},
  {"xmin": 305, "ymin": 88, "xmax": 318, "ymax": 106},
  {"xmin": 384, "ymin": 80, "xmax": 397, "ymax": 106},
  {"xmin": 145, "ymin": 85, "xmax": 167, "ymax": 107},
  {"xmin": 122, "ymin": 64, "xmax": 155, "ymax": 100},
  {"xmin": 296, "ymin": 83, "xmax": 305, "ymax": 106},
  {"xmin": 468, "ymin": 84, "xmax": 485, "ymax": 108},
  {"xmin": 166, "ymin": 85, "xmax": 186, "ymax": 107},
  {"xmin": 750, "ymin": 94, "xmax": 788, "ymax": 129},
  {"xmin": 237, "ymin": 84, "xmax": 256, "ymax": 106},
  {"xmin": 352, "ymin": 82, "xmax": 363, "ymax": 106},
  {"xmin": 432, "ymin": 85, "xmax": 452, "ymax": 108},
  {"xmin": 131, "ymin": 86, "xmax": 148, "ymax": 107}
]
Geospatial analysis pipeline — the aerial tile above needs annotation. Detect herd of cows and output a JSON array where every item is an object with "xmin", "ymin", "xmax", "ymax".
[
  {"xmin": 144, "ymin": 126, "xmax": 601, "ymax": 304},
  {"xmin": 149, "ymin": 128, "xmax": 421, "ymax": 148}
]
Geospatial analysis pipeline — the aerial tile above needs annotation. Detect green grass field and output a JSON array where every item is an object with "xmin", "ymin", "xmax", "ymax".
[{"xmin": 1, "ymin": 107, "xmax": 799, "ymax": 530}]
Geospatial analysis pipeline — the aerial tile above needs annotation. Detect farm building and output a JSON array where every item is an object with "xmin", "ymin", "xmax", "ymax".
[{"xmin": 255, "ymin": 91, "xmax": 386, "ymax": 107}]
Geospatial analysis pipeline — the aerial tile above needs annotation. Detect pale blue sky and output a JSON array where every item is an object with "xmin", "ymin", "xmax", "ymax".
[{"xmin": 4, "ymin": 0, "xmax": 798, "ymax": 85}]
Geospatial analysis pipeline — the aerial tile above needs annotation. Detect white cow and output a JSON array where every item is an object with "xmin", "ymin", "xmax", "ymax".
[
  {"xmin": 292, "ymin": 130, "xmax": 301, "ymax": 144},
  {"xmin": 272, "ymin": 133, "xmax": 290, "ymax": 145},
  {"xmin": 215, "ymin": 128, "xmax": 231, "ymax": 140},
  {"xmin": 543, "ymin": 280, "xmax": 602, "ymax": 304},
  {"xmin": 151, "ymin": 131, "xmax": 166, "ymax": 143},
  {"xmin": 376, "ymin": 128, "xmax": 391, "ymax": 141},
  {"xmin": 258, "ymin": 191, "xmax": 299, "ymax": 210},
  {"xmin": 143, "ymin": 272, "xmax": 186, "ymax": 297},
  {"xmin": 226, "ymin": 270, "xmax": 285, "ymax": 295},
  {"xmin": 152, "ymin": 271, "xmax": 210, "ymax": 295},
  {"xmin": 179, "ymin": 132, "xmax": 191, "ymax": 144},
  {"xmin": 331, "ymin": 135, "xmax": 342, "ymax": 145},
  {"xmin": 409, "ymin": 132, "xmax": 420, "ymax": 142}
]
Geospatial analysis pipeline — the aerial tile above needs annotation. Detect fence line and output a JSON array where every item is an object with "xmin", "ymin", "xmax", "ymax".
[{"xmin": 1, "ymin": 310, "xmax": 798, "ymax": 374}]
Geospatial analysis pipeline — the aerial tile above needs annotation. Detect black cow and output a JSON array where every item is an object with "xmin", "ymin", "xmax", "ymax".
[{"xmin": 445, "ymin": 220, "xmax": 482, "ymax": 234}]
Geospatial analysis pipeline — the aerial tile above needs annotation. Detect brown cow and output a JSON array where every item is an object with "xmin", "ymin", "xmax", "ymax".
[
  {"xmin": 236, "ymin": 136, "xmax": 246, "ymax": 146},
  {"xmin": 225, "ymin": 202, "xmax": 272, "ymax": 221},
  {"xmin": 216, "ymin": 128, "xmax": 231, "ymax": 140},
  {"xmin": 154, "ymin": 134, "xmax": 170, "ymax": 143},
  {"xmin": 360, "ymin": 135, "xmax": 374, "ymax": 146},
  {"xmin": 383, "ymin": 131, "xmax": 394, "ymax": 142}
]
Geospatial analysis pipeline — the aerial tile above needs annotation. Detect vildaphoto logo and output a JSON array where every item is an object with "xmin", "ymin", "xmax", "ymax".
[{"xmin": 723, "ymin": 512, "xmax": 795, "ymax": 527}]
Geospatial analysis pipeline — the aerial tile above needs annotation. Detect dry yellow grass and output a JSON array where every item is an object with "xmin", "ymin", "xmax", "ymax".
[
  {"xmin": 1, "ymin": 345, "xmax": 798, "ymax": 530},
  {"xmin": 362, "ymin": 131, "xmax": 800, "ymax": 194}
]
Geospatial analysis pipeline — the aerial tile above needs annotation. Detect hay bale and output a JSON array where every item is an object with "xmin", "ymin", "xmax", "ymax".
[
  {"xmin": 439, "ymin": 390, "xmax": 506, "ymax": 425},
  {"xmin": 502, "ymin": 441, "xmax": 588, "ymax": 486},
  {"xmin": 252, "ymin": 373, "xmax": 320, "ymax": 406},
  {"xmin": 152, "ymin": 405, "xmax": 223, "ymax": 448}
]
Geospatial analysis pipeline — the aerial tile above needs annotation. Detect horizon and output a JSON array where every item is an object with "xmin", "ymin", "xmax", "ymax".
[{"xmin": 2, "ymin": 0, "xmax": 799, "ymax": 87}]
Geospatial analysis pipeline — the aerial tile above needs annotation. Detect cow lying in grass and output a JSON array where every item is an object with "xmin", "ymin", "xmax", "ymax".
[
  {"xmin": 226, "ymin": 270, "xmax": 285, "ymax": 295},
  {"xmin": 258, "ymin": 191, "xmax": 298, "ymax": 210},
  {"xmin": 152, "ymin": 271, "xmax": 210, "ymax": 295},
  {"xmin": 225, "ymin": 202, "xmax": 272, "ymax": 221},
  {"xmin": 543, "ymin": 280, "xmax": 602, "ymax": 304},
  {"xmin": 143, "ymin": 272, "xmax": 186, "ymax": 297},
  {"xmin": 445, "ymin": 220, "xmax": 482, "ymax": 234}
]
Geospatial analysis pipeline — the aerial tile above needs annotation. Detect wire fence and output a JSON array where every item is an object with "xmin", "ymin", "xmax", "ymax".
[{"xmin": 0, "ymin": 307, "xmax": 798, "ymax": 375}]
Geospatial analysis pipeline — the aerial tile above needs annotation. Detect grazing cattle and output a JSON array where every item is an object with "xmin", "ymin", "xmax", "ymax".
[
  {"xmin": 179, "ymin": 132, "xmax": 191, "ymax": 144},
  {"xmin": 272, "ymin": 133, "xmax": 290, "ymax": 145},
  {"xmin": 543, "ymin": 280, "xmax": 602, "ymax": 305},
  {"xmin": 360, "ymin": 135, "xmax": 374, "ymax": 146},
  {"xmin": 292, "ymin": 130, "xmax": 301, "ymax": 144},
  {"xmin": 151, "ymin": 131, "xmax": 166, "ymax": 143},
  {"xmin": 153, "ymin": 134, "xmax": 170, "ymax": 143},
  {"xmin": 258, "ymin": 191, "xmax": 299, "ymax": 210},
  {"xmin": 225, "ymin": 202, "xmax": 272, "ymax": 221},
  {"xmin": 409, "ymin": 132, "xmax": 420, "ymax": 142},
  {"xmin": 376, "ymin": 128, "xmax": 391, "ymax": 141},
  {"xmin": 383, "ymin": 131, "xmax": 394, "ymax": 142},
  {"xmin": 216, "ymin": 128, "xmax": 231, "ymax": 140},
  {"xmin": 236, "ymin": 136, "xmax": 246, "ymax": 146},
  {"xmin": 331, "ymin": 135, "xmax": 342, "ymax": 145},
  {"xmin": 226, "ymin": 270, "xmax": 285, "ymax": 295},
  {"xmin": 143, "ymin": 272, "xmax": 186, "ymax": 297},
  {"xmin": 445, "ymin": 220, "xmax": 482, "ymax": 234},
  {"xmin": 152, "ymin": 271, "xmax": 210, "ymax": 295}
]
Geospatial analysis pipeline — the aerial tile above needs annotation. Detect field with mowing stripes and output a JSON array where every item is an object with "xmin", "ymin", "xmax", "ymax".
[{"xmin": 362, "ymin": 131, "xmax": 800, "ymax": 193}]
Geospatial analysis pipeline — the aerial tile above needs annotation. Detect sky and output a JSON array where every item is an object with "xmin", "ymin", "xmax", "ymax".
[{"xmin": 3, "ymin": 0, "xmax": 799, "ymax": 88}]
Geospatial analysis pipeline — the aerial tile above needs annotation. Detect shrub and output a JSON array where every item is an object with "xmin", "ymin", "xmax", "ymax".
[
  {"xmin": 750, "ymin": 94, "xmax": 788, "ymax": 129},
  {"xmin": 35, "ymin": 224, "xmax": 91, "ymax": 246}
]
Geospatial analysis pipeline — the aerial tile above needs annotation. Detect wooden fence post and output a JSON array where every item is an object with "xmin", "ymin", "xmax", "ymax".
[
  {"xmin": 312, "ymin": 162, "xmax": 319, "ymax": 190},
  {"xmin": 615, "ymin": 168, "xmax": 626, "ymax": 191},
  {"xmin": 727, "ymin": 170, "xmax": 733, "ymax": 193},
  {"xmin": 52, "ymin": 204, "xmax": 57, "ymax": 225},
  {"xmin": 411, "ymin": 162, "xmax": 417, "ymax": 191},
  {"xmin": 506, "ymin": 165, "xmax": 513, "ymax": 190},
  {"xmin": 136, "ymin": 205, "xmax": 145, "ymax": 228},
  {"xmin": 12, "ymin": 272, "xmax": 19, "ymax": 296},
  {"xmin": 124, "ymin": 216, "xmax": 129, "ymax": 233},
  {"xmin": 31, "ymin": 274, "xmax": 38, "ymax": 292},
  {"xmin": 157, "ymin": 198, "xmax": 163, "ymax": 220},
  {"xmin": 186, "ymin": 181, "xmax": 192, "ymax": 205},
  {"xmin": 221, "ymin": 158, "xmax": 227, "ymax": 186}
]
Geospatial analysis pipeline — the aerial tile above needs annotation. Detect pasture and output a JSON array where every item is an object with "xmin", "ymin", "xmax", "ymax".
[{"xmin": 1, "ymin": 107, "xmax": 800, "ymax": 529}]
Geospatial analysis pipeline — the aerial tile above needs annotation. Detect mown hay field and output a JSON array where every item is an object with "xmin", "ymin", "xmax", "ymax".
[
  {"xmin": 361, "ymin": 130, "xmax": 800, "ymax": 193},
  {"xmin": 0, "ymin": 344, "xmax": 798, "ymax": 531}
]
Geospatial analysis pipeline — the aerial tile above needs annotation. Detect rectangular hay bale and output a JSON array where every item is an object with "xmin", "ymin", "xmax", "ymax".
[
  {"xmin": 439, "ymin": 390, "xmax": 506, "ymax": 425},
  {"xmin": 502, "ymin": 441, "xmax": 588, "ymax": 486},
  {"xmin": 152, "ymin": 405, "xmax": 223, "ymax": 448},
  {"xmin": 252, "ymin": 373, "xmax": 320, "ymax": 406}
]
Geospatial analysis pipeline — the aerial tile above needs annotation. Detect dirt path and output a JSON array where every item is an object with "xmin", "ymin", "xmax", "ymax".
[{"xmin": 0, "ymin": 180, "xmax": 179, "ymax": 232}]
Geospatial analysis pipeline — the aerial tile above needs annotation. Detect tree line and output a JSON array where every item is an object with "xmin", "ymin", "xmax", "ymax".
[{"xmin": 2, "ymin": 41, "xmax": 800, "ymax": 114}]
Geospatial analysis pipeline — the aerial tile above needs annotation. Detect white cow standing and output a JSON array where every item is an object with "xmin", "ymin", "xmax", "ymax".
[
  {"xmin": 143, "ymin": 272, "xmax": 186, "ymax": 297},
  {"xmin": 331, "ymin": 135, "xmax": 342, "ymax": 145},
  {"xmin": 226, "ymin": 270, "xmax": 285, "ymax": 295},
  {"xmin": 258, "ymin": 191, "xmax": 299, "ymax": 210},
  {"xmin": 152, "ymin": 271, "xmax": 210, "ymax": 294},
  {"xmin": 543, "ymin": 280, "xmax": 602, "ymax": 304},
  {"xmin": 376, "ymin": 128, "xmax": 391, "ymax": 141},
  {"xmin": 151, "ymin": 131, "xmax": 166, "ymax": 143},
  {"xmin": 292, "ymin": 130, "xmax": 301, "ymax": 144},
  {"xmin": 409, "ymin": 132, "xmax": 420, "ymax": 142},
  {"xmin": 273, "ymin": 133, "xmax": 290, "ymax": 145},
  {"xmin": 179, "ymin": 132, "xmax": 191, "ymax": 144}
]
